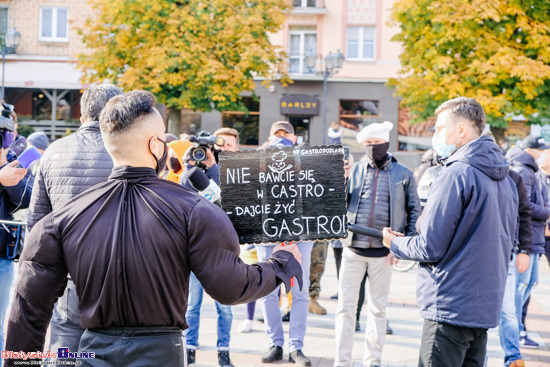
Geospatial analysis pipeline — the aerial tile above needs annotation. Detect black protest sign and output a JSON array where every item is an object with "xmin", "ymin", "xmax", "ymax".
[{"xmin": 219, "ymin": 146, "xmax": 348, "ymax": 244}]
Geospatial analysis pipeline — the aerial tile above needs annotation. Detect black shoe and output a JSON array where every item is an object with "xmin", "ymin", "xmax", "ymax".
[
  {"xmin": 386, "ymin": 321, "xmax": 393, "ymax": 335},
  {"xmin": 218, "ymin": 350, "xmax": 234, "ymax": 367},
  {"xmin": 186, "ymin": 348, "xmax": 196, "ymax": 366},
  {"xmin": 282, "ymin": 310, "xmax": 290, "ymax": 322},
  {"xmin": 256, "ymin": 316, "xmax": 264, "ymax": 323},
  {"xmin": 355, "ymin": 320, "xmax": 361, "ymax": 332},
  {"xmin": 289, "ymin": 350, "xmax": 312, "ymax": 367},
  {"xmin": 330, "ymin": 293, "xmax": 338, "ymax": 299},
  {"xmin": 261, "ymin": 345, "xmax": 283, "ymax": 363}
]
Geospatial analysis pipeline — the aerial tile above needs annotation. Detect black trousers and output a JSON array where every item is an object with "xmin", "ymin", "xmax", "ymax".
[
  {"xmin": 418, "ymin": 320, "xmax": 487, "ymax": 367},
  {"xmin": 78, "ymin": 327, "xmax": 185, "ymax": 366}
]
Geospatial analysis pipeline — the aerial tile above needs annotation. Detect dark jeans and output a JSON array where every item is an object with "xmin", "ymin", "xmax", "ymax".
[
  {"xmin": 419, "ymin": 320, "xmax": 487, "ymax": 367},
  {"xmin": 79, "ymin": 327, "xmax": 185, "ymax": 366},
  {"xmin": 48, "ymin": 279, "xmax": 84, "ymax": 362}
]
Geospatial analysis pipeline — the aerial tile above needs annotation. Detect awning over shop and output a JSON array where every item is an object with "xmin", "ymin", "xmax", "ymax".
[{"xmin": 1, "ymin": 60, "xmax": 85, "ymax": 90}]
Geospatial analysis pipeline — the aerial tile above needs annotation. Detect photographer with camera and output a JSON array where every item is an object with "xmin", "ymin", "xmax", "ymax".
[
  {"xmin": 0, "ymin": 102, "xmax": 33, "ymax": 352},
  {"xmin": 182, "ymin": 128, "xmax": 240, "ymax": 367}
]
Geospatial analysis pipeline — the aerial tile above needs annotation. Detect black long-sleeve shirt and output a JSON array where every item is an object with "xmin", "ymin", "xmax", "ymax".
[{"xmin": 6, "ymin": 166, "xmax": 301, "ymax": 359}]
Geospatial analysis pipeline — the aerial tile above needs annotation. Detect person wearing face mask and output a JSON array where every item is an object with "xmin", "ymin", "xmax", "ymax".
[
  {"xmin": 505, "ymin": 135, "xmax": 550, "ymax": 350},
  {"xmin": 4, "ymin": 91, "xmax": 304, "ymax": 367},
  {"xmin": 23, "ymin": 84, "xmax": 122, "ymax": 362},
  {"xmin": 383, "ymin": 97, "xmax": 518, "ymax": 366},
  {"xmin": 335, "ymin": 121, "xmax": 421, "ymax": 367}
]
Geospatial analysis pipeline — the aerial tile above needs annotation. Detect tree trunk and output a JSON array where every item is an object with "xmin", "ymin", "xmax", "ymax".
[{"xmin": 167, "ymin": 108, "xmax": 181, "ymax": 136}]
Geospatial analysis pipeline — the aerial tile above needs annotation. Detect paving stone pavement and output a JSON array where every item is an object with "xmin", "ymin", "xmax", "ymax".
[
  {"xmin": 187, "ymin": 250, "xmax": 550, "ymax": 367},
  {"xmin": 5, "ymin": 251, "xmax": 550, "ymax": 366}
]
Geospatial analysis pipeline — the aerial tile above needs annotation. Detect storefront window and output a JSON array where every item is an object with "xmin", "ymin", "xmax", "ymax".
[
  {"xmin": 222, "ymin": 97, "xmax": 260, "ymax": 146},
  {"xmin": 397, "ymin": 106, "xmax": 434, "ymax": 151},
  {"xmin": 339, "ymin": 99, "xmax": 378, "ymax": 150}
]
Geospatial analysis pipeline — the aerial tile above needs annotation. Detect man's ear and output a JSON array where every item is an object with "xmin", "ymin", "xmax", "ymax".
[
  {"xmin": 80, "ymin": 116, "xmax": 85, "ymax": 125},
  {"xmin": 268, "ymin": 136, "xmax": 273, "ymax": 143},
  {"xmin": 292, "ymin": 135, "xmax": 297, "ymax": 144}
]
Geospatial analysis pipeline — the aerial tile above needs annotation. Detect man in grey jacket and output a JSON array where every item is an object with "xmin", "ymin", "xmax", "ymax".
[
  {"xmin": 334, "ymin": 121, "xmax": 421, "ymax": 367},
  {"xmin": 27, "ymin": 84, "xmax": 122, "ymax": 358}
]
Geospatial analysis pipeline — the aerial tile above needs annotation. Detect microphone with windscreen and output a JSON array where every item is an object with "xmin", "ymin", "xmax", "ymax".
[{"xmin": 185, "ymin": 166, "xmax": 221, "ymax": 206}]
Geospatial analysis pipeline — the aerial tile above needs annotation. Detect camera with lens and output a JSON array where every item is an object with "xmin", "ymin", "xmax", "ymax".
[
  {"xmin": 0, "ymin": 102, "xmax": 15, "ymax": 132},
  {"xmin": 188, "ymin": 131, "xmax": 225, "ymax": 163}
]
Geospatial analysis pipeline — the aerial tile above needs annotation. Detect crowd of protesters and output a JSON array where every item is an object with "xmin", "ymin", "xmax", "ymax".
[{"xmin": 0, "ymin": 88, "xmax": 548, "ymax": 367}]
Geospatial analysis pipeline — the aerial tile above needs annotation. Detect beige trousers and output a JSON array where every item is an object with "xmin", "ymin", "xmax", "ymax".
[{"xmin": 334, "ymin": 247, "xmax": 393, "ymax": 367}]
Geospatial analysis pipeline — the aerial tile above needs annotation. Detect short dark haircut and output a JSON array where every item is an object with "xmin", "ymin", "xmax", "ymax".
[
  {"xmin": 435, "ymin": 97, "xmax": 486, "ymax": 134},
  {"xmin": 214, "ymin": 127, "xmax": 240, "ymax": 145},
  {"xmin": 80, "ymin": 84, "xmax": 123, "ymax": 122},
  {"xmin": 99, "ymin": 90, "xmax": 156, "ymax": 135}
]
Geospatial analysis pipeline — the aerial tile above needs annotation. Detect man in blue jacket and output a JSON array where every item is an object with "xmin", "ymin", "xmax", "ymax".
[{"xmin": 383, "ymin": 97, "xmax": 518, "ymax": 366}]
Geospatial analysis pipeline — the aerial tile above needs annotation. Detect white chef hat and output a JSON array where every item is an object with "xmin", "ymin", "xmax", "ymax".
[{"xmin": 356, "ymin": 121, "xmax": 394, "ymax": 143}]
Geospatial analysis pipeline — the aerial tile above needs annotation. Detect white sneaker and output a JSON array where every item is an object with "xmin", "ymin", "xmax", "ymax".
[{"xmin": 237, "ymin": 319, "xmax": 253, "ymax": 333}]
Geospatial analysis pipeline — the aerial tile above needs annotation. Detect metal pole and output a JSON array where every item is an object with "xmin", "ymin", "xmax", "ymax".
[
  {"xmin": 322, "ymin": 68, "xmax": 328, "ymax": 146},
  {"xmin": 1, "ymin": 48, "xmax": 6, "ymax": 101}
]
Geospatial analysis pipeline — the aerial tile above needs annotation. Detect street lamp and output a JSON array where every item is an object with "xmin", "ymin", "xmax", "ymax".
[
  {"xmin": 306, "ymin": 49, "xmax": 345, "ymax": 145},
  {"xmin": 1, "ymin": 28, "xmax": 22, "ymax": 101}
]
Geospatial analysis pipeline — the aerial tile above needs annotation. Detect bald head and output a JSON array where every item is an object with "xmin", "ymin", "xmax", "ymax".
[{"xmin": 99, "ymin": 91, "xmax": 166, "ymax": 168}]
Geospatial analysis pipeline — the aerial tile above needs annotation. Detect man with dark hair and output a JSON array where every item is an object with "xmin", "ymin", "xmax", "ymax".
[
  {"xmin": 383, "ymin": 97, "xmax": 518, "ymax": 366},
  {"xmin": 25, "ymin": 84, "xmax": 123, "ymax": 360},
  {"xmin": 5, "ymin": 90, "xmax": 303, "ymax": 367}
]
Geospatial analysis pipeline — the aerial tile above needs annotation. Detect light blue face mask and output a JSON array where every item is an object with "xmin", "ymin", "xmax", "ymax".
[{"xmin": 432, "ymin": 126, "xmax": 458, "ymax": 158}]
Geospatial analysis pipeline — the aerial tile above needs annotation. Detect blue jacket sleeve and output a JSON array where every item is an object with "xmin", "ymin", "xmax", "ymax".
[
  {"xmin": 4, "ymin": 170, "xmax": 34, "ymax": 212},
  {"xmin": 390, "ymin": 167, "xmax": 466, "ymax": 262},
  {"xmin": 404, "ymin": 170, "xmax": 422, "ymax": 236},
  {"xmin": 514, "ymin": 166, "xmax": 550, "ymax": 221}
]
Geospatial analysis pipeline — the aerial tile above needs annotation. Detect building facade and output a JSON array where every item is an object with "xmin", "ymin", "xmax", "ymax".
[
  {"xmin": 197, "ymin": 0, "xmax": 414, "ymax": 161},
  {"xmin": 0, "ymin": 0, "xmax": 89, "ymax": 139}
]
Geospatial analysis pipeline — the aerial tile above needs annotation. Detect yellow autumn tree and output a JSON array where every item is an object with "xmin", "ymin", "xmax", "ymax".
[
  {"xmin": 78, "ymin": 0, "xmax": 291, "ymax": 125},
  {"xmin": 389, "ymin": 0, "xmax": 550, "ymax": 127}
]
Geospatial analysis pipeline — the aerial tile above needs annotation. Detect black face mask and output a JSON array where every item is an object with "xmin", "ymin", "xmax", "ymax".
[
  {"xmin": 168, "ymin": 156, "xmax": 182, "ymax": 173},
  {"xmin": 364, "ymin": 142, "xmax": 390, "ymax": 166},
  {"xmin": 149, "ymin": 137, "xmax": 168, "ymax": 175}
]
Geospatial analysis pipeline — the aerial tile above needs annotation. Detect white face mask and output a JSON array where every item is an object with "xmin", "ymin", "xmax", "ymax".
[{"xmin": 536, "ymin": 150, "xmax": 547, "ymax": 166}]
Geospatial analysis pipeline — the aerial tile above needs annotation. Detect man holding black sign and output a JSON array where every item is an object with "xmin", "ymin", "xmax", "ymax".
[
  {"xmin": 256, "ymin": 121, "xmax": 314, "ymax": 367},
  {"xmin": 335, "ymin": 121, "xmax": 421, "ymax": 367}
]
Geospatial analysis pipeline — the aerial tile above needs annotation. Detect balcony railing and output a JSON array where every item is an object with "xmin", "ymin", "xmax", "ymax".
[{"xmin": 291, "ymin": 0, "xmax": 327, "ymax": 14}]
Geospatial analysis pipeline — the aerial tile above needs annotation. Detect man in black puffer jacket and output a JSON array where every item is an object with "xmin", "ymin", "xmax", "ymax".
[{"xmin": 26, "ymin": 84, "xmax": 122, "ymax": 360}]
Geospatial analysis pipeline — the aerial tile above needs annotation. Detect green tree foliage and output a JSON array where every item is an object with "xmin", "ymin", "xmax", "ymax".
[
  {"xmin": 389, "ymin": 0, "xmax": 550, "ymax": 127},
  {"xmin": 78, "ymin": 0, "xmax": 291, "ymax": 112}
]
